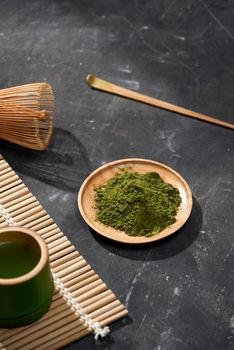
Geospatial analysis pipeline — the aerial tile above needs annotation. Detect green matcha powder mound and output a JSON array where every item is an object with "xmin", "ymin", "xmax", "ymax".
[{"xmin": 94, "ymin": 171, "xmax": 182, "ymax": 237}]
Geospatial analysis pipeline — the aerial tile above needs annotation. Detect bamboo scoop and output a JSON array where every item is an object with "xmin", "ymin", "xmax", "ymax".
[
  {"xmin": 0, "ymin": 83, "xmax": 54, "ymax": 150},
  {"xmin": 87, "ymin": 75, "xmax": 234, "ymax": 130}
]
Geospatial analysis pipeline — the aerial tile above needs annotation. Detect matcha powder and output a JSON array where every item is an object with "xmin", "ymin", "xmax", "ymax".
[{"xmin": 94, "ymin": 171, "xmax": 182, "ymax": 237}]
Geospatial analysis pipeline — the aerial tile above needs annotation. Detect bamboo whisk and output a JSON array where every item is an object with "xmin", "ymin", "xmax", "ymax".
[{"xmin": 0, "ymin": 83, "xmax": 54, "ymax": 150}]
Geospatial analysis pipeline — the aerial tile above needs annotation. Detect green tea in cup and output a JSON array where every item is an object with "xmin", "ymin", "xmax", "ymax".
[{"xmin": 0, "ymin": 227, "xmax": 54, "ymax": 328}]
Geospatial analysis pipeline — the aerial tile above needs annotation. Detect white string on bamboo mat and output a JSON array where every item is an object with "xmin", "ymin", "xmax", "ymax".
[
  {"xmin": 0, "ymin": 204, "xmax": 110, "ymax": 340},
  {"xmin": 53, "ymin": 274, "xmax": 109, "ymax": 340},
  {"xmin": 0, "ymin": 204, "xmax": 17, "ymax": 226}
]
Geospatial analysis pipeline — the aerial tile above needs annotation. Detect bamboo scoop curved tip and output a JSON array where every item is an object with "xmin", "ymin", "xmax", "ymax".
[
  {"xmin": 86, "ymin": 74, "xmax": 94, "ymax": 85},
  {"xmin": 87, "ymin": 75, "xmax": 113, "ymax": 93},
  {"xmin": 86, "ymin": 74, "xmax": 234, "ymax": 130}
]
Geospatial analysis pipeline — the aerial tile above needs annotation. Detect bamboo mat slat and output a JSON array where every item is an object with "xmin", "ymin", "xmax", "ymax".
[{"xmin": 0, "ymin": 155, "xmax": 128, "ymax": 350}]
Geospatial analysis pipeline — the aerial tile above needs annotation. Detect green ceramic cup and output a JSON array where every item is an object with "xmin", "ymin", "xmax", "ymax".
[{"xmin": 0, "ymin": 227, "xmax": 54, "ymax": 328}]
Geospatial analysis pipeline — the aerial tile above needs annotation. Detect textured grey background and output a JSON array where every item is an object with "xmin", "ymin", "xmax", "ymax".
[{"xmin": 0, "ymin": 1, "xmax": 234, "ymax": 349}]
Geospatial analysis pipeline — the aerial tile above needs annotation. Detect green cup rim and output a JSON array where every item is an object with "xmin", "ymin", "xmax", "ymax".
[{"xmin": 0, "ymin": 226, "xmax": 49, "ymax": 286}]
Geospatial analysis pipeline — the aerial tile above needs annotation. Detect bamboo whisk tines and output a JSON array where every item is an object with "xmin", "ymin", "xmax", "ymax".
[{"xmin": 0, "ymin": 82, "xmax": 54, "ymax": 150}]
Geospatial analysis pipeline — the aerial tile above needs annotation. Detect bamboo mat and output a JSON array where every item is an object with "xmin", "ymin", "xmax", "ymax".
[{"xmin": 0, "ymin": 155, "xmax": 128, "ymax": 350}]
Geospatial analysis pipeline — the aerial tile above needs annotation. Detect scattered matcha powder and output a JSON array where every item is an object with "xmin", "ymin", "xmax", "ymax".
[{"xmin": 94, "ymin": 171, "xmax": 182, "ymax": 237}]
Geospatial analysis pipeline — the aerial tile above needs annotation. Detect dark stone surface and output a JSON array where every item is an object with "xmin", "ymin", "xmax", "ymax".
[{"xmin": 0, "ymin": 1, "xmax": 234, "ymax": 349}]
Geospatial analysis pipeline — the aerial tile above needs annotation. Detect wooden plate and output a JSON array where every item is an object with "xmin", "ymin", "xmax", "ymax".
[{"xmin": 78, "ymin": 159, "xmax": 193, "ymax": 244}]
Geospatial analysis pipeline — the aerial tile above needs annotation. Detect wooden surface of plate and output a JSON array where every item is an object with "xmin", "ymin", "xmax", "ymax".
[{"xmin": 78, "ymin": 158, "xmax": 193, "ymax": 244}]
